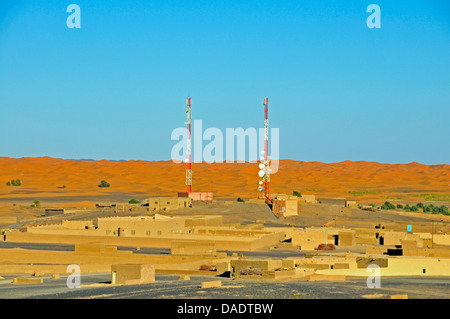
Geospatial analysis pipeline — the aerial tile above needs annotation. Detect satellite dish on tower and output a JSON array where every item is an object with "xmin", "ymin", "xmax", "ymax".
[
  {"xmin": 258, "ymin": 170, "xmax": 265, "ymax": 177},
  {"xmin": 259, "ymin": 163, "xmax": 265, "ymax": 169},
  {"xmin": 258, "ymin": 181, "xmax": 263, "ymax": 185},
  {"xmin": 258, "ymin": 186, "xmax": 264, "ymax": 192}
]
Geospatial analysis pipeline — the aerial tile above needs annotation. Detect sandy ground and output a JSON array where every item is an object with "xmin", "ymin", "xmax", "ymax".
[
  {"xmin": 0, "ymin": 157, "xmax": 448, "ymax": 204},
  {"xmin": 1, "ymin": 273, "xmax": 449, "ymax": 299}
]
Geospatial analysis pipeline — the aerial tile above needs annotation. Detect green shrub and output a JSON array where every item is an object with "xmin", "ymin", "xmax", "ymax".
[
  {"xmin": 98, "ymin": 180, "xmax": 110, "ymax": 188},
  {"xmin": 422, "ymin": 204, "xmax": 449, "ymax": 215},
  {"xmin": 442, "ymin": 207, "xmax": 450, "ymax": 216},
  {"xmin": 410, "ymin": 206, "xmax": 418, "ymax": 212},
  {"xmin": 6, "ymin": 179, "xmax": 21, "ymax": 186},
  {"xmin": 396, "ymin": 204, "xmax": 403, "ymax": 209},
  {"xmin": 33, "ymin": 200, "xmax": 40, "ymax": 207},
  {"xmin": 292, "ymin": 191, "xmax": 302, "ymax": 197},
  {"xmin": 416, "ymin": 202, "xmax": 424, "ymax": 208},
  {"xmin": 237, "ymin": 197, "xmax": 245, "ymax": 202},
  {"xmin": 128, "ymin": 199, "xmax": 140, "ymax": 204},
  {"xmin": 381, "ymin": 201, "xmax": 396, "ymax": 210},
  {"xmin": 11, "ymin": 179, "xmax": 21, "ymax": 186}
]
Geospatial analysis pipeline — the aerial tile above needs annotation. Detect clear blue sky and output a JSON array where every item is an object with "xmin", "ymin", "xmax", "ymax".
[{"xmin": 0, "ymin": 0, "xmax": 449, "ymax": 164}]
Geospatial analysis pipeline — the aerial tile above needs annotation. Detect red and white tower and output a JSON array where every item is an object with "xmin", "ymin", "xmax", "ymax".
[
  {"xmin": 185, "ymin": 97, "xmax": 192, "ymax": 193},
  {"xmin": 258, "ymin": 97, "xmax": 271, "ymax": 202}
]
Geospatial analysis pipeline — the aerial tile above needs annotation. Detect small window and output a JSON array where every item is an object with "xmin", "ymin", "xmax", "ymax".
[
  {"xmin": 157, "ymin": 231, "xmax": 162, "ymax": 236},
  {"xmin": 146, "ymin": 231, "xmax": 151, "ymax": 236},
  {"xmin": 131, "ymin": 230, "xmax": 135, "ymax": 235}
]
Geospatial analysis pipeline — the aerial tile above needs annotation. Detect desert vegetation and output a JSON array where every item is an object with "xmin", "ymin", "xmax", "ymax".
[
  {"xmin": 379, "ymin": 201, "xmax": 449, "ymax": 216},
  {"xmin": 6, "ymin": 179, "xmax": 21, "ymax": 186}
]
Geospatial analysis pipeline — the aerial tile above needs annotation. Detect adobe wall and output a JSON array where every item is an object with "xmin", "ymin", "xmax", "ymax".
[
  {"xmin": 315, "ymin": 256, "xmax": 450, "ymax": 277},
  {"xmin": 339, "ymin": 230, "xmax": 356, "ymax": 246},
  {"xmin": 291, "ymin": 228, "xmax": 329, "ymax": 250},
  {"xmin": 96, "ymin": 216, "xmax": 188, "ymax": 237},
  {"xmin": 184, "ymin": 215, "xmax": 223, "ymax": 227},
  {"xmin": 231, "ymin": 259, "xmax": 283, "ymax": 274},
  {"xmin": 62, "ymin": 220, "xmax": 95, "ymax": 230},
  {"xmin": 0, "ymin": 247, "xmax": 232, "ymax": 275},
  {"xmin": 188, "ymin": 192, "xmax": 213, "ymax": 201},
  {"xmin": 354, "ymin": 228, "xmax": 380, "ymax": 245},
  {"xmin": 403, "ymin": 247, "xmax": 450, "ymax": 257},
  {"xmin": 143, "ymin": 197, "xmax": 192, "ymax": 212},
  {"xmin": 111, "ymin": 264, "xmax": 155, "ymax": 285},
  {"xmin": 27, "ymin": 228, "xmax": 99, "ymax": 236},
  {"xmin": 382, "ymin": 232, "xmax": 420, "ymax": 246},
  {"xmin": 344, "ymin": 201, "xmax": 357, "ymax": 208},
  {"xmin": 5, "ymin": 229, "xmax": 283, "ymax": 252},
  {"xmin": 249, "ymin": 232, "xmax": 285, "ymax": 251},
  {"xmin": 292, "ymin": 256, "xmax": 359, "ymax": 270},
  {"xmin": 432, "ymin": 234, "xmax": 450, "ymax": 246},
  {"xmin": 298, "ymin": 195, "xmax": 316, "ymax": 204},
  {"xmin": 171, "ymin": 240, "xmax": 216, "ymax": 255},
  {"xmin": 193, "ymin": 228, "xmax": 274, "ymax": 237}
]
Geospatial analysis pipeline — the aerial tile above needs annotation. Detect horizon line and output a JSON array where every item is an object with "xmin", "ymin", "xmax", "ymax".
[{"xmin": 0, "ymin": 156, "xmax": 448, "ymax": 166}]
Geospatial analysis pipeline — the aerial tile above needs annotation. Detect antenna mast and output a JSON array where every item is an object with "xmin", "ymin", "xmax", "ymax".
[
  {"xmin": 258, "ymin": 97, "xmax": 271, "ymax": 203},
  {"xmin": 185, "ymin": 97, "xmax": 192, "ymax": 193}
]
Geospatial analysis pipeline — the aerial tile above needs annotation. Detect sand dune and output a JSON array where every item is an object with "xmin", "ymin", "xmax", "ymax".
[{"xmin": 0, "ymin": 157, "xmax": 448, "ymax": 204}]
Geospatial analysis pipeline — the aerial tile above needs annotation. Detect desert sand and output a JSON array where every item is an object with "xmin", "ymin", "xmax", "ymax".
[{"xmin": 0, "ymin": 157, "xmax": 448, "ymax": 205}]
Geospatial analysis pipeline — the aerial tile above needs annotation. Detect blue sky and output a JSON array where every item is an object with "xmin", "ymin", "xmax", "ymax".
[{"xmin": 0, "ymin": 0, "xmax": 449, "ymax": 164}]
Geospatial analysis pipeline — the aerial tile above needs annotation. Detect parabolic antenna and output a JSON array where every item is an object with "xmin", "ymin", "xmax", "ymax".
[
  {"xmin": 258, "ymin": 163, "xmax": 265, "ymax": 169},
  {"xmin": 258, "ymin": 181, "xmax": 263, "ymax": 185},
  {"xmin": 185, "ymin": 106, "xmax": 190, "ymax": 111},
  {"xmin": 258, "ymin": 186, "xmax": 264, "ymax": 192},
  {"xmin": 258, "ymin": 170, "xmax": 265, "ymax": 177}
]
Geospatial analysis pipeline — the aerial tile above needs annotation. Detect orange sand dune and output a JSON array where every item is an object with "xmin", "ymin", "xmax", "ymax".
[{"xmin": 0, "ymin": 157, "xmax": 448, "ymax": 204}]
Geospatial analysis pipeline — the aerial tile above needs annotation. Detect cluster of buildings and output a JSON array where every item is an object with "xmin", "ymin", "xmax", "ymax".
[
  {"xmin": 3, "ymin": 212, "xmax": 450, "ymax": 285},
  {"xmin": 271, "ymin": 194, "xmax": 317, "ymax": 217}
]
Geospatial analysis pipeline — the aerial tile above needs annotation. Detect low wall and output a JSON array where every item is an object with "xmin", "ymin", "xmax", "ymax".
[
  {"xmin": 0, "ymin": 247, "xmax": 232, "ymax": 275},
  {"xmin": 171, "ymin": 240, "xmax": 216, "ymax": 255},
  {"xmin": 5, "ymin": 229, "xmax": 283, "ymax": 252},
  {"xmin": 316, "ymin": 256, "xmax": 450, "ymax": 277},
  {"xmin": 111, "ymin": 264, "xmax": 155, "ymax": 285},
  {"xmin": 433, "ymin": 234, "xmax": 450, "ymax": 246}
]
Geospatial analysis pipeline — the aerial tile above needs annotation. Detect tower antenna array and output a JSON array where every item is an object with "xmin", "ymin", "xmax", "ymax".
[
  {"xmin": 258, "ymin": 97, "xmax": 271, "ymax": 203},
  {"xmin": 185, "ymin": 97, "xmax": 192, "ymax": 193}
]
